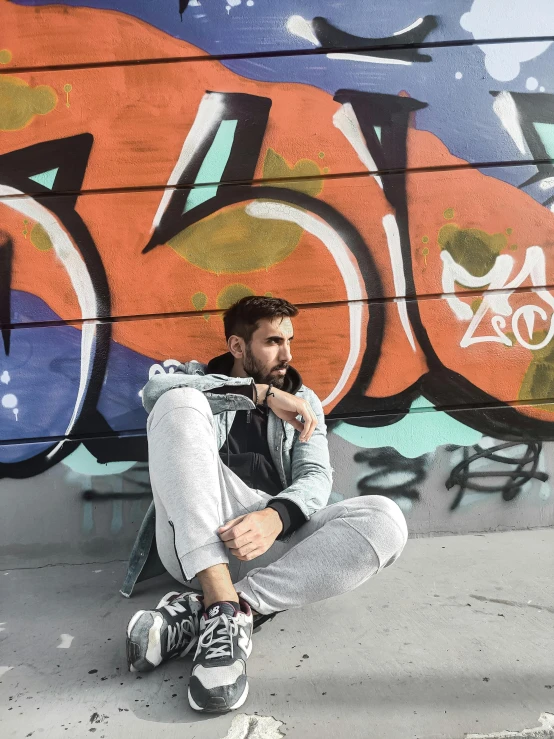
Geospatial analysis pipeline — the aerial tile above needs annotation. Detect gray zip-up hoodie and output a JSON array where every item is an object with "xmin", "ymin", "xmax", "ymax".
[{"xmin": 141, "ymin": 357, "xmax": 333, "ymax": 518}]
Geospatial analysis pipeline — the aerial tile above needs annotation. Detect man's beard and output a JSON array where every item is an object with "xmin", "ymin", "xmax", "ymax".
[{"xmin": 243, "ymin": 344, "xmax": 288, "ymax": 388}]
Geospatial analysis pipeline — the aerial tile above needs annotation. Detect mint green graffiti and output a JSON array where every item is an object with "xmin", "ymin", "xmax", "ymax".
[{"xmin": 332, "ymin": 397, "xmax": 482, "ymax": 458}]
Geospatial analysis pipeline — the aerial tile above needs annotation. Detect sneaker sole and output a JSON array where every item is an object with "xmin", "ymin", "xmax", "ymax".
[
  {"xmin": 126, "ymin": 610, "xmax": 164, "ymax": 672},
  {"xmin": 188, "ymin": 681, "xmax": 249, "ymax": 713}
]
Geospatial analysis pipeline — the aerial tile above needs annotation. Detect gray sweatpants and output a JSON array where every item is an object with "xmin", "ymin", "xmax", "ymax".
[{"xmin": 147, "ymin": 387, "xmax": 408, "ymax": 616}]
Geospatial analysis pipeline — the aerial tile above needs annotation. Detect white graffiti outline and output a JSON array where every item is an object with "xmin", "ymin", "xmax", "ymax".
[{"xmin": 441, "ymin": 245, "xmax": 554, "ymax": 349}]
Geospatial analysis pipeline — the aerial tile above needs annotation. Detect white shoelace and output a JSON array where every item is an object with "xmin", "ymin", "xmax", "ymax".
[
  {"xmin": 195, "ymin": 614, "xmax": 238, "ymax": 660},
  {"xmin": 167, "ymin": 615, "xmax": 200, "ymax": 656}
]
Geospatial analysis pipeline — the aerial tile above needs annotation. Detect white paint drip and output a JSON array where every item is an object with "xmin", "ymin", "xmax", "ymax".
[
  {"xmin": 0, "ymin": 371, "xmax": 10, "ymax": 384},
  {"xmin": 327, "ymin": 52, "xmax": 412, "ymax": 66},
  {"xmin": 492, "ymin": 92, "xmax": 528, "ymax": 155},
  {"xmin": 333, "ymin": 103, "xmax": 383, "ymax": 188},
  {"xmin": 93, "ymin": 569, "xmax": 102, "ymax": 573},
  {"xmin": 466, "ymin": 712, "xmax": 554, "ymax": 738},
  {"xmin": 151, "ymin": 92, "xmax": 225, "ymax": 231},
  {"xmin": 286, "ymin": 15, "xmax": 320, "ymax": 46},
  {"xmin": 57, "ymin": 634, "xmax": 74, "ymax": 649},
  {"xmin": 245, "ymin": 201, "xmax": 364, "ymax": 408},
  {"xmin": 0, "ymin": 666, "xmax": 13, "ymax": 678},
  {"xmin": 0, "ymin": 187, "xmax": 98, "ymax": 459},
  {"xmin": 0, "ymin": 623, "xmax": 5, "ymax": 632},
  {"xmin": 393, "ymin": 17, "xmax": 424, "ymax": 35},
  {"xmin": 222, "ymin": 714, "xmax": 285, "ymax": 739},
  {"xmin": 382, "ymin": 214, "xmax": 417, "ymax": 351}
]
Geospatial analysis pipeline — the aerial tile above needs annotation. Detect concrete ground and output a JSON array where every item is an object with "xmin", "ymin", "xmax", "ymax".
[{"xmin": 1, "ymin": 529, "xmax": 553, "ymax": 739}]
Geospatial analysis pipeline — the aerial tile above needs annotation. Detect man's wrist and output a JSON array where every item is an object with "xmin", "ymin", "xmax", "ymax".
[
  {"xmin": 255, "ymin": 384, "xmax": 269, "ymax": 405},
  {"xmin": 263, "ymin": 506, "xmax": 284, "ymax": 534}
]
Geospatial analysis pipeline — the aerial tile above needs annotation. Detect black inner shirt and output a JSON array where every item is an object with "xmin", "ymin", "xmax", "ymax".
[{"xmin": 219, "ymin": 406, "xmax": 283, "ymax": 497}]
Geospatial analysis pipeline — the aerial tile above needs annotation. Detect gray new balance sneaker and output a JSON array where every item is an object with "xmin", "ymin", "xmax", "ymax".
[
  {"xmin": 126, "ymin": 590, "xmax": 203, "ymax": 672},
  {"xmin": 188, "ymin": 600, "xmax": 254, "ymax": 713}
]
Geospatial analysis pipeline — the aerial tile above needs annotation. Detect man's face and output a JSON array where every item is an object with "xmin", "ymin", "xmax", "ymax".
[{"xmin": 242, "ymin": 317, "xmax": 294, "ymax": 388}]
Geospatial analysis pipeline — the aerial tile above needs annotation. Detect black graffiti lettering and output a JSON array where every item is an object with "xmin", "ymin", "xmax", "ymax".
[
  {"xmin": 354, "ymin": 447, "xmax": 428, "ymax": 501},
  {"xmin": 491, "ymin": 91, "xmax": 554, "ymax": 205},
  {"xmin": 143, "ymin": 92, "xmax": 272, "ymax": 253},
  {"xmin": 445, "ymin": 441, "xmax": 549, "ymax": 510},
  {"xmin": 0, "ymin": 231, "xmax": 13, "ymax": 356},
  {"xmin": 310, "ymin": 16, "xmax": 438, "ymax": 64},
  {"xmin": 179, "ymin": 0, "xmax": 190, "ymax": 21}
]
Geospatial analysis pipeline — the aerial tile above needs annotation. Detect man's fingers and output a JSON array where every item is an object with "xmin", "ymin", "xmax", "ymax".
[
  {"xmin": 299, "ymin": 403, "xmax": 317, "ymax": 442},
  {"xmin": 218, "ymin": 514, "xmax": 247, "ymax": 533},
  {"xmin": 229, "ymin": 541, "xmax": 259, "ymax": 558},
  {"xmin": 234, "ymin": 547, "xmax": 263, "ymax": 562},
  {"xmin": 219, "ymin": 521, "xmax": 252, "ymax": 541},
  {"xmin": 223, "ymin": 531, "xmax": 256, "ymax": 549}
]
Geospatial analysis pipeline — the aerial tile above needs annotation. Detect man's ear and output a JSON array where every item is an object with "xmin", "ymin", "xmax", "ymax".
[{"xmin": 228, "ymin": 335, "xmax": 244, "ymax": 359}]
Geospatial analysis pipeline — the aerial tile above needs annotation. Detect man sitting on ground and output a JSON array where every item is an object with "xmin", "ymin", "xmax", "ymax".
[{"xmin": 125, "ymin": 295, "xmax": 408, "ymax": 713}]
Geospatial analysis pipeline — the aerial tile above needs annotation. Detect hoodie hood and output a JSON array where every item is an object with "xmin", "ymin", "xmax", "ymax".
[{"xmin": 207, "ymin": 352, "xmax": 303, "ymax": 395}]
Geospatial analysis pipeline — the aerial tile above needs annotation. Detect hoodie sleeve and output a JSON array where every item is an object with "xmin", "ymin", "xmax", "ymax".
[
  {"xmin": 269, "ymin": 389, "xmax": 333, "ymax": 517},
  {"xmin": 141, "ymin": 364, "xmax": 257, "ymax": 415}
]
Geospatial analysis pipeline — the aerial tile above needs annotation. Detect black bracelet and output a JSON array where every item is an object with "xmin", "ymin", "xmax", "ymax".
[{"xmin": 263, "ymin": 381, "xmax": 275, "ymax": 407}]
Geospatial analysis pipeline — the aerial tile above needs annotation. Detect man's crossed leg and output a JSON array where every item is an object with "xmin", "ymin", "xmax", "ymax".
[{"xmin": 126, "ymin": 388, "xmax": 408, "ymax": 712}]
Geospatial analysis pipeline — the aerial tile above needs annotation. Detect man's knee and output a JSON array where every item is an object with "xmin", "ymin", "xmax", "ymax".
[
  {"xmin": 147, "ymin": 386, "xmax": 212, "ymax": 433},
  {"xmin": 344, "ymin": 495, "xmax": 408, "ymax": 565}
]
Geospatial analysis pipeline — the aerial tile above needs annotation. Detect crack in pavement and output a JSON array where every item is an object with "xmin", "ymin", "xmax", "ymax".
[
  {"xmin": 2, "ymin": 559, "xmax": 126, "ymax": 572},
  {"xmin": 470, "ymin": 595, "xmax": 554, "ymax": 615}
]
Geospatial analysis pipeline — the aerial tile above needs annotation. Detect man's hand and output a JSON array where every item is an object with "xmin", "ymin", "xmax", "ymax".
[
  {"xmin": 218, "ymin": 509, "xmax": 283, "ymax": 561},
  {"xmin": 256, "ymin": 385, "xmax": 318, "ymax": 442}
]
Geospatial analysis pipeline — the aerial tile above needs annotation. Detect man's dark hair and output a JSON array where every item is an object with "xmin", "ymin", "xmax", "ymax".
[{"xmin": 223, "ymin": 296, "xmax": 299, "ymax": 343}]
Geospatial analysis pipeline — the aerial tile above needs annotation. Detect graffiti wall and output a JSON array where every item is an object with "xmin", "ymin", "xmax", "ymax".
[{"xmin": 1, "ymin": 0, "xmax": 553, "ymax": 566}]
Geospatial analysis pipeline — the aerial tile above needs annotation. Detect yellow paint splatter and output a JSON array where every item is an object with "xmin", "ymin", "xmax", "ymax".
[
  {"xmin": 168, "ymin": 203, "xmax": 302, "ymax": 274},
  {"xmin": 216, "ymin": 284, "xmax": 254, "ymax": 310},
  {"xmin": 0, "ymin": 76, "xmax": 57, "ymax": 131},
  {"xmin": 0, "ymin": 50, "xmax": 12, "ymax": 65},
  {"xmin": 262, "ymin": 149, "xmax": 322, "ymax": 197},
  {"xmin": 63, "ymin": 83, "xmax": 72, "ymax": 108},
  {"xmin": 506, "ymin": 227, "xmax": 513, "ymax": 235},
  {"xmin": 30, "ymin": 223, "xmax": 53, "ymax": 251},
  {"xmin": 318, "ymin": 152, "xmax": 325, "ymax": 159},
  {"xmin": 438, "ymin": 223, "xmax": 507, "ymax": 277},
  {"xmin": 422, "ymin": 236, "xmax": 429, "ymax": 243},
  {"xmin": 191, "ymin": 292, "xmax": 208, "ymax": 311},
  {"xmin": 422, "ymin": 247, "xmax": 429, "ymax": 265},
  {"xmin": 443, "ymin": 208, "xmax": 455, "ymax": 220}
]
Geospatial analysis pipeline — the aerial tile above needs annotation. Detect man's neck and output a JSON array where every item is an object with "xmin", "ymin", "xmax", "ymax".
[{"xmin": 230, "ymin": 360, "xmax": 249, "ymax": 379}]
